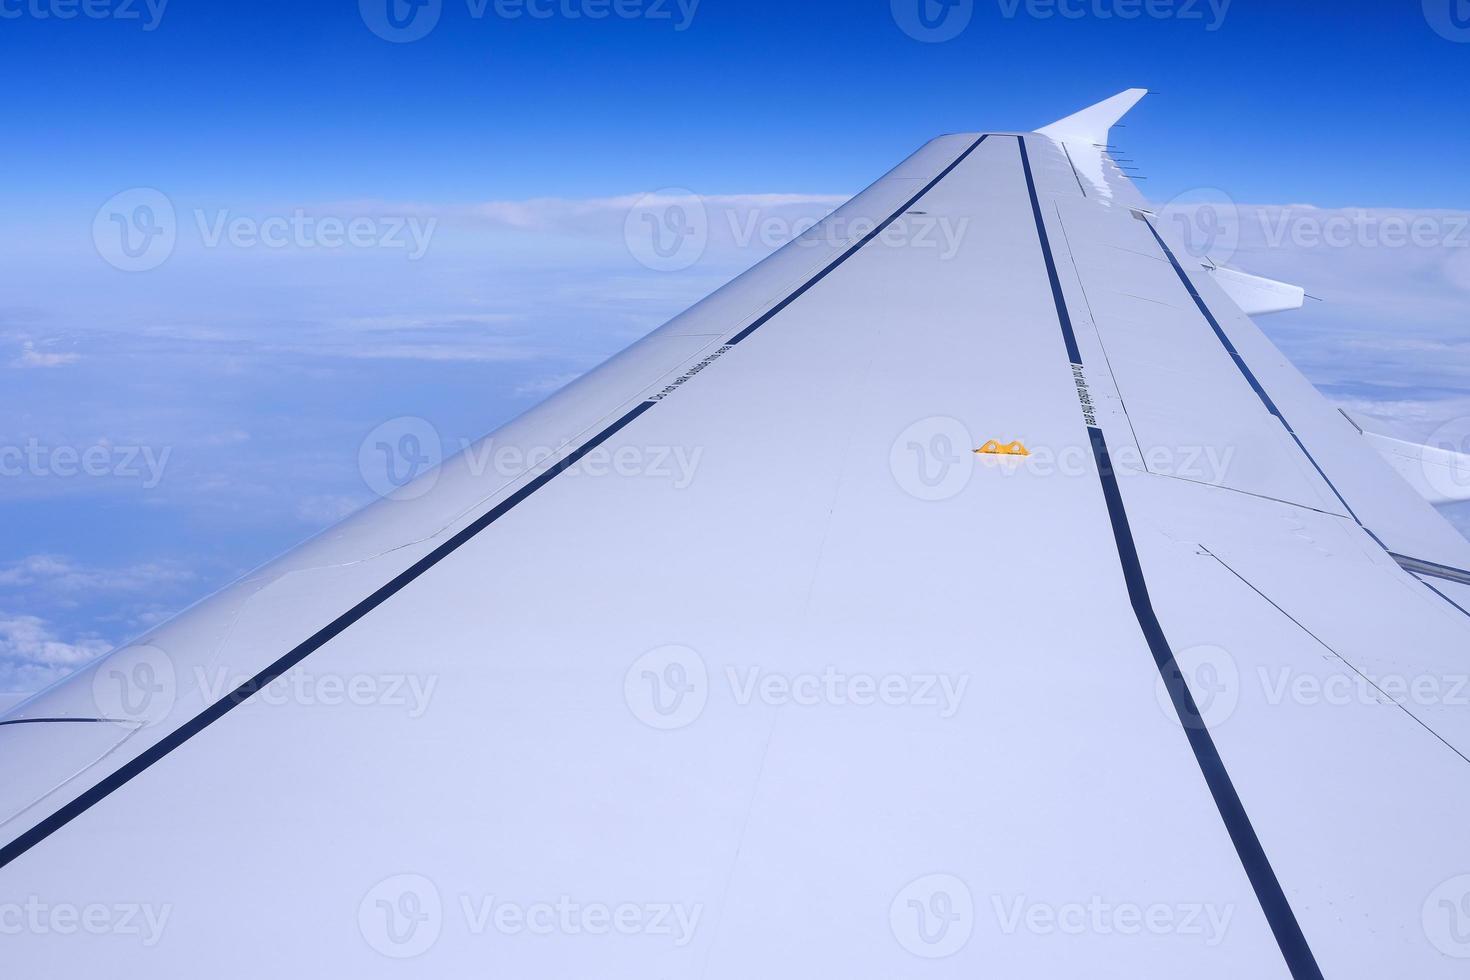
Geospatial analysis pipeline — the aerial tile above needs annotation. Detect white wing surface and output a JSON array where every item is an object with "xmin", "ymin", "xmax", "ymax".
[{"xmin": 5, "ymin": 92, "xmax": 1470, "ymax": 978}]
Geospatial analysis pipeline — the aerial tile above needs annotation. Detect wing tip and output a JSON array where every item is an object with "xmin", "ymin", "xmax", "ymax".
[{"xmin": 1036, "ymin": 88, "xmax": 1149, "ymax": 145}]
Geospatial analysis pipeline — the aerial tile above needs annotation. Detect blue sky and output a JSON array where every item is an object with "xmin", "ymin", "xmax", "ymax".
[
  {"xmin": 4, "ymin": 0, "xmax": 1469, "ymax": 206},
  {"xmin": 1, "ymin": 0, "xmax": 1469, "ymax": 693}
]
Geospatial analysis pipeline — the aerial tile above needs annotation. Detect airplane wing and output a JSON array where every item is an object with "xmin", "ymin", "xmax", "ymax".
[{"xmin": 6, "ymin": 91, "xmax": 1470, "ymax": 978}]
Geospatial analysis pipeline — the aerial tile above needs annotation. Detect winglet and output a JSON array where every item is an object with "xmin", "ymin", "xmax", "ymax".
[
  {"xmin": 1208, "ymin": 266, "xmax": 1306, "ymax": 316},
  {"xmin": 1037, "ymin": 89, "xmax": 1149, "ymax": 145}
]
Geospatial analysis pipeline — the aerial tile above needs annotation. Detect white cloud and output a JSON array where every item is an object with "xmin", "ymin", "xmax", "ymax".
[
  {"xmin": 460, "ymin": 192, "xmax": 849, "ymax": 235},
  {"xmin": 0, "ymin": 555, "xmax": 196, "ymax": 595},
  {"xmin": 0, "ymin": 614, "xmax": 111, "ymax": 695},
  {"xmin": 344, "ymin": 343, "xmax": 542, "ymax": 363},
  {"xmin": 513, "ymin": 372, "xmax": 581, "ymax": 398},
  {"xmin": 294, "ymin": 494, "xmax": 366, "ymax": 525},
  {"xmin": 11, "ymin": 339, "xmax": 79, "ymax": 368}
]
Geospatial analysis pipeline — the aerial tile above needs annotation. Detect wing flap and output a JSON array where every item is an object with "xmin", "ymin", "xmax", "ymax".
[{"xmin": 1052, "ymin": 194, "xmax": 1349, "ymax": 514}]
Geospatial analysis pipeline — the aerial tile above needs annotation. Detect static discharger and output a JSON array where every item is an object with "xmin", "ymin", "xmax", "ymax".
[{"xmin": 975, "ymin": 440, "xmax": 1030, "ymax": 457}]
